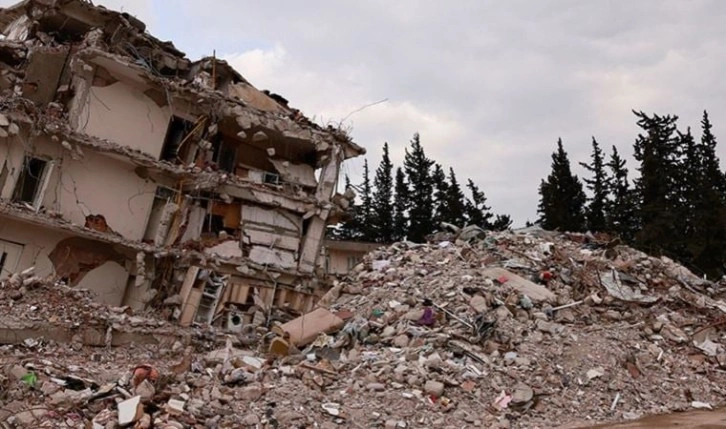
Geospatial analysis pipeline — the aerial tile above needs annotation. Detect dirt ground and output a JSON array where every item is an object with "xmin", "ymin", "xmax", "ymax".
[{"xmin": 582, "ymin": 409, "xmax": 726, "ymax": 428}]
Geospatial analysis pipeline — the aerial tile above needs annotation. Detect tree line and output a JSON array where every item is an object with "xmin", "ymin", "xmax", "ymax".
[
  {"xmin": 537, "ymin": 110, "xmax": 726, "ymax": 278},
  {"xmin": 331, "ymin": 133, "xmax": 512, "ymax": 243}
]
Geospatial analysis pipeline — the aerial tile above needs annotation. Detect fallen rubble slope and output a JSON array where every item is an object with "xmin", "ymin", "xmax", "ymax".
[{"xmin": 1, "ymin": 227, "xmax": 726, "ymax": 428}]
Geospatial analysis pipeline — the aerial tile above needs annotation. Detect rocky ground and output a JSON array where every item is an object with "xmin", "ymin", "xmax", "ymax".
[{"xmin": 1, "ymin": 227, "xmax": 725, "ymax": 428}]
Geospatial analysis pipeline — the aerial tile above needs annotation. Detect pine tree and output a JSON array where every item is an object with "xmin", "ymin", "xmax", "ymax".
[
  {"xmin": 579, "ymin": 137, "xmax": 608, "ymax": 233},
  {"xmin": 689, "ymin": 111, "xmax": 726, "ymax": 278},
  {"xmin": 677, "ymin": 128, "xmax": 700, "ymax": 248},
  {"xmin": 490, "ymin": 214, "xmax": 513, "ymax": 231},
  {"xmin": 372, "ymin": 143, "xmax": 394, "ymax": 243},
  {"xmin": 445, "ymin": 168, "xmax": 467, "ymax": 226},
  {"xmin": 537, "ymin": 139, "xmax": 587, "ymax": 231},
  {"xmin": 358, "ymin": 159, "xmax": 375, "ymax": 241},
  {"xmin": 632, "ymin": 111, "xmax": 681, "ymax": 255},
  {"xmin": 432, "ymin": 163, "xmax": 450, "ymax": 226},
  {"xmin": 604, "ymin": 146, "xmax": 637, "ymax": 241},
  {"xmin": 392, "ymin": 167, "xmax": 408, "ymax": 242},
  {"xmin": 465, "ymin": 179, "xmax": 493, "ymax": 227},
  {"xmin": 700, "ymin": 111, "xmax": 726, "ymax": 196},
  {"xmin": 403, "ymin": 133, "xmax": 435, "ymax": 242}
]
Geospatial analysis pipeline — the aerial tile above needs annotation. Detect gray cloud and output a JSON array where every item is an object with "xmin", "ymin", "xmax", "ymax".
[{"xmin": 4, "ymin": 0, "xmax": 725, "ymax": 224}]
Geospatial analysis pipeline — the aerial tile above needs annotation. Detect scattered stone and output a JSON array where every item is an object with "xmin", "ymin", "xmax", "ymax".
[
  {"xmin": 424, "ymin": 380, "xmax": 445, "ymax": 397},
  {"xmin": 691, "ymin": 401, "xmax": 713, "ymax": 410},
  {"xmin": 392, "ymin": 334, "xmax": 410, "ymax": 348},
  {"xmin": 511, "ymin": 384, "xmax": 534, "ymax": 405},
  {"xmin": 586, "ymin": 367, "xmax": 605, "ymax": 381},
  {"xmin": 134, "ymin": 379, "xmax": 155, "ymax": 401},
  {"xmin": 470, "ymin": 295, "xmax": 488, "ymax": 313},
  {"xmin": 118, "ymin": 396, "xmax": 143, "ymax": 425},
  {"xmin": 367, "ymin": 382, "xmax": 386, "ymax": 391}
]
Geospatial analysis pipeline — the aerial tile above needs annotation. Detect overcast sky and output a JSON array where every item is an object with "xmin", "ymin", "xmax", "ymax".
[{"xmin": 5, "ymin": 0, "xmax": 726, "ymax": 225}]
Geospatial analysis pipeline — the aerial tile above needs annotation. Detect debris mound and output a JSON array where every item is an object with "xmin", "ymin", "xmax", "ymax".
[{"xmin": 2, "ymin": 227, "xmax": 726, "ymax": 428}]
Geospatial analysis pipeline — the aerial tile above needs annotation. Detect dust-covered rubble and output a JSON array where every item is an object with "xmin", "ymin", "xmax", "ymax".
[{"xmin": 1, "ymin": 226, "xmax": 725, "ymax": 428}]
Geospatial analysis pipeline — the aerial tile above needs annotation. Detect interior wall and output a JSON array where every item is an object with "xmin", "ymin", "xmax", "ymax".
[
  {"xmin": 78, "ymin": 80, "xmax": 171, "ymax": 158},
  {"xmin": 0, "ymin": 136, "xmax": 29, "ymax": 199},
  {"xmin": 0, "ymin": 217, "xmax": 131, "ymax": 307},
  {"xmin": 31, "ymin": 138, "xmax": 157, "ymax": 241},
  {"xmin": 77, "ymin": 261, "xmax": 128, "ymax": 306},
  {"xmin": 0, "ymin": 216, "xmax": 68, "ymax": 277},
  {"xmin": 327, "ymin": 249, "xmax": 365, "ymax": 275}
]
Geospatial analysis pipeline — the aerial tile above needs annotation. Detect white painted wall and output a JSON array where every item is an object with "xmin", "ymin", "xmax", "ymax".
[
  {"xmin": 46, "ymin": 149, "xmax": 157, "ymax": 241},
  {"xmin": 79, "ymin": 261, "xmax": 128, "ymax": 306},
  {"xmin": 78, "ymin": 80, "xmax": 171, "ymax": 158},
  {"xmin": 0, "ymin": 217, "xmax": 67, "ymax": 277},
  {"xmin": 0, "ymin": 217, "xmax": 131, "ymax": 307},
  {"xmin": 0, "ymin": 135, "xmax": 157, "ymax": 242}
]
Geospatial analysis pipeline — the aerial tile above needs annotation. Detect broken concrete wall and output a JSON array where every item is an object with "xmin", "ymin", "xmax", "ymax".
[
  {"xmin": 42, "ymin": 140, "xmax": 156, "ymax": 241},
  {"xmin": 241, "ymin": 205, "xmax": 302, "ymax": 268},
  {"xmin": 0, "ymin": 0, "xmax": 366, "ymax": 320},
  {"xmin": 298, "ymin": 146, "xmax": 344, "ymax": 273},
  {"xmin": 48, "ymin": 237, "xmax": 125, "ymax": 284},
  {"xmin": 23, "ymin": 45, "xmax": 71, "ymax": 105},
  {"xmin": 326, "ymin": 248, "xmax": 364, "ymax": 275},
  {"xmin": 0, "ymin": 217, "xmax": 131, "ymax": 306},
  {"xmin": 76, "ymin": 79, "xmax": 171, "ymax": 158},
  {"xmin": 0, "ymin": 217, "xmax": 65, "ymax": 278},
  {"xmin": 0, "ymin": 134, "xmax": 26, "ymax": 200},
  {"xmin": 78, "ymin": 261, "xmax": 131, "ymax": 306},
  {"xmin": 0, "ymin": 134, "xmax": 156, "ymax": 241}
]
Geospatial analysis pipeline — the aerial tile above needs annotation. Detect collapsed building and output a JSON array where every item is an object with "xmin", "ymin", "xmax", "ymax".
[{"xmin": 0, "ymin": 0, "xmax": 364, "ymax": 328}]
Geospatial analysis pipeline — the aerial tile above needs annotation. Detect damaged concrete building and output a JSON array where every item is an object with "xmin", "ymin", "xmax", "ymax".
[{"xmin": 0, "ymin": 0, "xmax": 364, "ymax": 328}]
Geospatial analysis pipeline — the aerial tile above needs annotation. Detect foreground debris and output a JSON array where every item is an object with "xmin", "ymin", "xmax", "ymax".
[{"xmin": 1, "ymin": 227, "xmax": 726, "ymax": 428}]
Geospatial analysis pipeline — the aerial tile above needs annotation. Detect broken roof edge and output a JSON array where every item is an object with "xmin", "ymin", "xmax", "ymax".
[
  {"xmin": 0, "ymin": 0, "xmax": 363, "ymax": 157},
  {"xmin": 73, "ymin": 47, "xmax": 363, "ymax": 157}
]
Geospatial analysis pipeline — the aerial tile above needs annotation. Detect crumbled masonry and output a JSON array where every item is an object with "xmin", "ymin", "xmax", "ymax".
[
  {"xmin": 0, "ymin": 0, "xmax": 365, "ymax": 327},
  {"xmin": 1, "ymin": 227, "xmax": 726, "ymax": 427},
  {"xmin": 1, "ymin": 1, "xmax": 725, "ymax": 428}
]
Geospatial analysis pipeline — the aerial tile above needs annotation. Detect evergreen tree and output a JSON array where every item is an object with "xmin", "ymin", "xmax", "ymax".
[
  {"xmin": 490, "ymin": 214, "xmax": 513, "ymax": 231},
  {"xmin": 372, "ymin": 143, "xmax": 394, "ymax": 243},
  {"xmin": 403, "ymin": 133, "xmax": 435, "ymax": 242},
  {"xmin": 445, "ymin": 168, "xmax": 467, "ymax": 226},
  {"xmin": 465, "ymin": 179, "xmax": 493, "ymax": 227},
  {"xmin": 604, "ymin": 146, "xmax": 637, "ymax": 241},
  {"xmin": 537, "ymin": 139, "xmax": 587, "ymax": 231},
  {"xmin": 700, "ymin": 111, "xmax": 726, "ymax": 196},
  {"xmin": 431, "ymin": 163, "xmax": 450, "ymax": 226},
  {"xmin": 632, "ymin": 111, "xmax": 681, "ymax": 255},
  {"xmin": 579, "ymin": 137, "xmax": 608, "ymax": 232},
  {"xmin": 689, "ymin": 111, "xmax": 726, "ymax": 277},
  {"xmin": 676, "ymin": 128, "xmax": 699, "ymax": 248},
  {"xmin": 358, "ymin": 159, "xmax": 375, "ymax": 241},
  {"xmin": 392, "ymin": 167, "xmax": 409, "ymax": 242}
]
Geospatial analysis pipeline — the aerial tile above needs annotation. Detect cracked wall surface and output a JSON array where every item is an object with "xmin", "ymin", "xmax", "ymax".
[{"xmin": 0, "ymin": 0, "xmax": 364, "ymax": 326}]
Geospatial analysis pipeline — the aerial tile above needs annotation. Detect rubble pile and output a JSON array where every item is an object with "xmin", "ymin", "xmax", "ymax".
[
  {"xmin": 0, "ymin": 268, "xmax": 214, "ymax": 348},
  {"xmin": 2, "ymin": 227, "xmax": 726, "ymax": 428}
]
